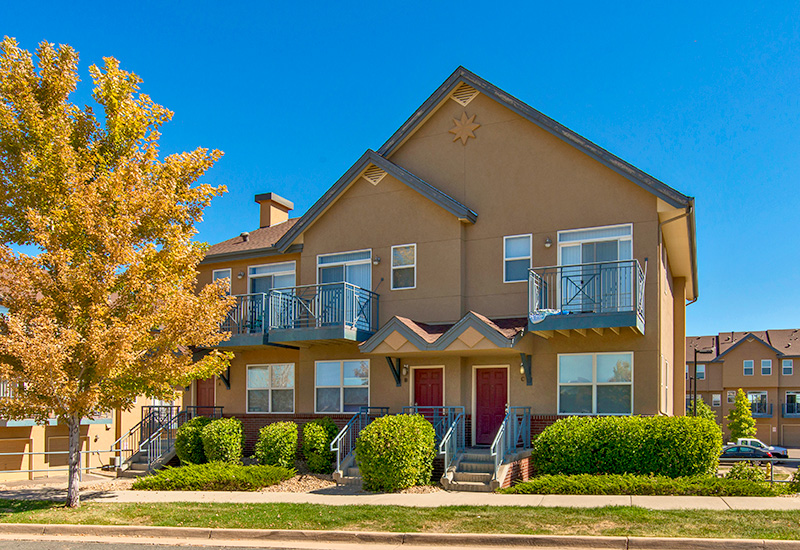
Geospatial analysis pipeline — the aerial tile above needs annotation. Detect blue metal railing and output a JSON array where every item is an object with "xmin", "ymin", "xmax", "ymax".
[
  {"xmin": 438, "ymin": 412, "xmax": 465, "ymax": 473},
  {"xmin": 401, "ymin": 406, "xmax": 465, "ymax": 446},
  {"xmin": 330, "ymin": 406, "xmax": 389, "ymax": 474},
  {"xmin": 224, "ymin": 283, "xmax": 379, "ymax": 337},
  {"xmin": 782, "ymin": 403, "xmax": 800, "ymax": 418},
  {"xmin": 751, "ymin": 402, "xmax": 773, "ymax": 418},
  {"xmin": 529, "ymin": 259, "xmax": 645, "ymax": 324},
  {"xmin": 489, "ymin": 406, "xmax": 531, "ymax": 481}
]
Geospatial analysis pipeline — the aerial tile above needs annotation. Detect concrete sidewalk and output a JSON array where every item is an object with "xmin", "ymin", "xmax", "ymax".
[{"xmin": 2, "ymin": 487, "xmax": 800, "ymax": 510}]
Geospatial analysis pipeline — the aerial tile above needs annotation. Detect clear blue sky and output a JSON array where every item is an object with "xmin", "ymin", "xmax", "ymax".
[{"xmin": 4, "ymin": 1, "xmax": 799, "ymax": 336}]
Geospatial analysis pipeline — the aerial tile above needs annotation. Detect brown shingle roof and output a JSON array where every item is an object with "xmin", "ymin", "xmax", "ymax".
[
  {"xmin": 687, "ymin": 329, "xmax": 800, "ymax": 361},
  {"xmin": 205, "ymin": 219, "xmax": 299, "ymax": 258},
  {"xmin": 393, "ymin": 313, "xmax": 527, "ymax": 345}
]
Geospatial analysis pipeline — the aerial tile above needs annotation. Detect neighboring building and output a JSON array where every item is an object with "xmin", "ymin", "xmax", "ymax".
[
  {"xmin": 687, "ymin": 330, "xmax": 800, "ymax": 446},
  {"xmin": 191, "ymin": 67, "xmax": 698, "ymax": 483}
]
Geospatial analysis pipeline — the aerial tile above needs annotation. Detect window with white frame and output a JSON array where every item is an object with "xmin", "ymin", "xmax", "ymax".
[
  {"xmin": 317, "ymin": 250, "xmax": 371, "ymax": 289},
  {"xmin": 248, "ymin": 262, "xmax": 296, "ymax": 294},
  {"xmin": 743, "ymin": 360, "xmax": 754, "ymax": 376},
  {"xmin": 712, "ymin": 394, "xmax": 721, "ymax": 407},
  {"xmin": 212, "ymin": 268, "xmax": 232, "ymax": 294},
  {"xmin": 246, "ymin": 364, "xmax": 295, "ymax": 413},
  {"xmin": 747, "ymin": 390, "xmax": 768, "ymax": 411},
  {"xmin": 503, "ymin": 234, "xmax": 531, "ymax": 283},
  {"xmin": 391, "ymin": 244, "xmax": 416, "ymax": 290},
  {"xmin": 696, "ymin": 364, "xmax": 706, "ymax": 380},
  {"xmin": 727, "ymin": 390, "xmax": 736, "ymax": 404},
  {"xmin": 761, "ymin": 359, "xmax": 772, "ymax": 376},
  {"xmin": 315, "ymin": 360, "xmax": 369, "ymax": 413},
  {"xmin": 783, "ymin": 359, "xmax": 794, "ymax": 376},
  {"xmin": 558, "ymin": 352, "xmax": 633, "ymax": 415}
]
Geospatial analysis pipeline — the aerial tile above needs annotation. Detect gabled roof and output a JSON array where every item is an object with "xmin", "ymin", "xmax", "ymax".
[
  {"xmin": 202, "ymin": 218, "xmax": 300, "ymax": 263},
  {"xmin": 359, "ymin": 311, "xmax": 526, "ymax": 353},
  {"xmin": 378, "ymin": 66, "xmax": 693, "ymax": 210},
  {"xmin": 711, "ymin": 333, "xmax": 782, "ymax": 362},
  {"xmin": 275, "ymin": 150, "xmax": 477, "ymax": 252},
  {"xmin": 687, "ymin": 329, "xmax": 800, "ymax": 362}
]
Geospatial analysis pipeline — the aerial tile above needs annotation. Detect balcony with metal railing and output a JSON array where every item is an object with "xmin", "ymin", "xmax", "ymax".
[
  {"xmin": 751, "ymin": 402, "xmax": 773, "ymax": 418},
  {"xmin": 782, "ymin": 403, "xmax": 800, "ymax": 418},
  {"xmin": 220, "ymin": 282, "xmax": 379, "ymax": 346},
  {"xmin": 528, "ymin": 259, "xmax": 645, "ymax": 335}
]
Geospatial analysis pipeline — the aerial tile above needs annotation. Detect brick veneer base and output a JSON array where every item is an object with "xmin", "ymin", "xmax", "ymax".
[{"xmin": 501, "ymin": 456, "xmax": 533, "ymax": 488}]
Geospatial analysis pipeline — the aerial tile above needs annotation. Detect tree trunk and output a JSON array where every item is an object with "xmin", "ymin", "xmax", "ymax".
[{"xmin": 66, "ymin": 414, "xmax": 81, "ymax": 507}]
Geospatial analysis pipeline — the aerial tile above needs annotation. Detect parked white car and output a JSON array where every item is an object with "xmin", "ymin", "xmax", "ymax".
[{"xmin": 727, "ymin": 438, "xmax": 788, "ymax": 459}]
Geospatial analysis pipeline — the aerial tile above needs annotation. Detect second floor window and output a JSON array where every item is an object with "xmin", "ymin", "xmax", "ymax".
[
  {"xmin": 318, "ymin": 250, "xmax": 371, "ymax": 289},
  {"xmin": 696, "ymin": 364, "xmax": 705, "ymax": 380},
  {"xmin": 784, "ymin": 359, "xmax": 794, "ymax": 376},
  {"xmin": 212, "ymin": 269, "xmax": 231, "ymax": 294},
  {"xmin": 249, "ymin": 262, "xmax": 296, "ymax": 294},
  {"xmin": 762, "ymin": 359, "xmax": 772, "ymax": 376},
  {"xmin": 503, "ymin": 234, "xmax": 531, "ymax": 283},
  {"xmin": 743, "ymin": 360, "xmax": 754, "ymax": 376},
  {"xmin": 391, "ymin": 244, "xmax": 416, "ymax": 290}
]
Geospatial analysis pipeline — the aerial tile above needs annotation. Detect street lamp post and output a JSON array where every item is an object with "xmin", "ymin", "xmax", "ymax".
[{"xmin": 692, "ymin": 347, "xmax": 715, "ymax": 416}]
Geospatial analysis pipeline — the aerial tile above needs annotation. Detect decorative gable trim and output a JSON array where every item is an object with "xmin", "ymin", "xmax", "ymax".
[
  {"xmin": 450, "ymin": 82, "xmax": 479, "ymax": 106},
  {"xmin": 361, "ymin": 164, "xmax": 387, "ymax": 186}
]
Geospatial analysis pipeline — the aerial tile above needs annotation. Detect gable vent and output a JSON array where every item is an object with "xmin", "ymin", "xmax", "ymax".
[
  {"xmin": 450, "ymin": 82, "xmax": 479, "ymax": 106},
  {"xmin": 362, "ymin": 164, "xmax": 387, "ymax": 186}
]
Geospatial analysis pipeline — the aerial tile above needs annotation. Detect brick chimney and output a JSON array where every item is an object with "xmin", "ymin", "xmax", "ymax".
[{"xmin": 254, "ymin": 193, "xmax": 293, "ymax": 228}]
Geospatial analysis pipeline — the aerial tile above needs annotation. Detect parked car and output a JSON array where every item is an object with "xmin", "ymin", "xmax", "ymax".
[
  {"xmin": 728, "ymin": 437, "xmax": 788, "ymax": 459},
  {"xmin": 720, "ymin": 444, "xmax": 773, "ymax": 465}
]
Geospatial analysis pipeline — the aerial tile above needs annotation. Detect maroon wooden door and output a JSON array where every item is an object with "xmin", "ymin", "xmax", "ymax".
[
  {"xmin": 196, "ymin": 377, "xmax": 215, "ymax": 413},
  {"xmin": 414, "ymin": 368, "xmax": 443, "ymax": 407},
  {"xmin": 475, "ymin": 368, "xmax": 507, "ymax": 445}
]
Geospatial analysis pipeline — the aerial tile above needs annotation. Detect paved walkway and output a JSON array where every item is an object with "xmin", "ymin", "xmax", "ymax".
[{"xmin": 1, "ymin": 486, "xmax": 800, "ymax": 510}]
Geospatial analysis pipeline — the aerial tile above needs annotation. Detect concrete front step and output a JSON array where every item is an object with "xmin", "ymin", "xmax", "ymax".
[
  {"xmin": 453, "ymin": 471, "xmax": 491, "ymax": 483},
  {"xmin": 446, "ymin": 480, "xmax": 493, "ymax": 493},
  {"xmin": 457, "ymin": 461, "xmax": 494, "ymax": 473},
  {"xmin": 461, "ymin": 452, "xmax": 493, "ymax": 463},
  {"xmin": 336, "ymin": 475, "xmax": 362, "ymax": 486},
  {"xmin": 129, "ymin": 462, "xmax": 149, "ymax": 471},
  {"xmin": 117, "ymin": 468, "xmax": 150, "ymax": 479},
  {"xmin": 347, "ymin": 466, "xmax": 360, "ymax": 477}
]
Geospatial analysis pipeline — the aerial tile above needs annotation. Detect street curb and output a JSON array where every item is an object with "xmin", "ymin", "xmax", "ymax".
[{"xmin": 1, "ymin": 523, "xmax": 799, "ymax": 548}]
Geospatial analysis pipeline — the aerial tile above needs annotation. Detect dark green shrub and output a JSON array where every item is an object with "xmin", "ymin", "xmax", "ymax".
[
  {"xmin": 201, "ymin": 417, "xmax": 244, "ymax": 464},
  {"xmin": 312, "ymin": 416, "xmax": 340, "ymax": 443},
  {"xmin": 726, "ymin": 462, "xmax": 767, "ymax": 482},
  {"xmin": 132, "ymin": 462, "xmax": 294, "ymax": 491},
  {"xmin": 499, "ymin": 473, "xmax": 785, "ymax": 496},
  {"xmin": 254, "ymin": 421, "xmax": 298, "ymax": 468},
  {"xmin": 533, "ymin": 416, "xmax": 722, "ymax": 478},
  {"xmin": 303, "ymin": 420, "xmax": 335, "ymax": 473},
  {"xmin": 175, "ymin": 416, "xmax": 212, "ymax": 465},
  {"xmin": 355, "ymin": 414, "xmax": 435, "ymax": 492}
]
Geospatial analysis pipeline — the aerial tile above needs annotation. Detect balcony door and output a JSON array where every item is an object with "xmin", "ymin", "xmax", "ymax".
[
  {"xmin": 558, "ymin": 225, "xmax": 632, "ymax": 314},
  {"xmin": 248, "ymin": 262, "xmax": 296, "ymax": 329},
  {"xmin": 317, "ymin": 250, "xmax": 372, "ymax": 329},
  {"xmin": 787, "ymin": 392, "xmax": 800, "ymax": 415}
]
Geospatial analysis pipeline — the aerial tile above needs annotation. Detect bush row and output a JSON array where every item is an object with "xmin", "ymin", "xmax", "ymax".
[
  {"xmin": 132, "ymin": 462, "xmax": 294, "ymax": 491},
  {"xmin": 499, "ymin": 473, "xmax": 787, "ymax": 497},
  {"xmin": 175, "ymin": 416, "xmax": 244, "ymax": 465},
  {"xmin": 533, "ymin": 416, "xmax": 723, "ymax": 478}
]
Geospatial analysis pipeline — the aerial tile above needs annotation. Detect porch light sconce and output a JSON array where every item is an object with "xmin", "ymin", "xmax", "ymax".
[
  {"xmin": 237, "ymin": 271, "xmax": 245, "ymax": 280},
  {"xmin": 372, "ymin": 256, "xmax": 381, "ymax": 266},
  {"xmin": 519, "ymin": 364, "xmax": 525, "ymax": 375},
  {"xmin": 402, "ymin": 365, "xmax": 409, "ymax": 376},
  {"xmin": 544, "ymin": 237, "xmax": 552, "ymax": 248}
]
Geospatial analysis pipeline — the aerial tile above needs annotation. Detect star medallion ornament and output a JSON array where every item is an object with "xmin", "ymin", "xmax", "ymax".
[{"xmin": 449, "ymin": 111, "xmax": 480, "ymax": 145}]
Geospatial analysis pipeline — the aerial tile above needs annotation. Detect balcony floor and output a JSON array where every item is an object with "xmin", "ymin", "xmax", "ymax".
[{"xmin": 528, "ymin": 311, "xmax": 644, "ymax": 337}]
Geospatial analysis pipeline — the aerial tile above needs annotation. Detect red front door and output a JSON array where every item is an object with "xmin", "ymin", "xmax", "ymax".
[
  {"xmin": 475, "ymin": 368, "xmax": 507, "ymax": 445},
  {"xmin": 414, "ymin": 368, "xmax": 443, "ymax": 407},
  {"xmin": 196, "ymin": 377, "xmax": 215, "ymax": 414}
]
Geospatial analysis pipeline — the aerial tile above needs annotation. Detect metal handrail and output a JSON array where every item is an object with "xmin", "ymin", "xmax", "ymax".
[
  {"xmin": 489, "ymin": 406, "xmax": 531, "ymax": 481},
  {"xmin": 750, "ymin": 403, "xmax": 773, "ymax": 417},
  {"xmin": 330, "ymin": 406, "xmax": 388, "ymax": 474},
  {"xmin": 401, "ymin": 406, "xmax": 465, "ymax": 445},
  {"xmin": 438, "ymin": 412, "xmax": 465, "ymax": 473}
]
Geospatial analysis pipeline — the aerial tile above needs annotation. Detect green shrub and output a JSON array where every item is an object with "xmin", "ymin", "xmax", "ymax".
[
  {"xmin": 499, "ymin": 473, "xmax": 785, "ymax": 497},
  {"xmin": 132, "ymin": 462, "xmax": 294, "ymax": 491},
  {"xmin": 533, "ymin": 416, "xmax": 722, "ymax": 478},
  {"xmin": 727, "ymin": 388, "xmax": 757, "ymax": 441},
  {"xmin": 355, "ymin": 414, "xmax": 435, "ymax": 492},
  {"xmin": 201, "ymin": 417, "xmax": 244, "ymax": 464},
  {"xmin": 726, "ymin": 462, "xmax": 767, "ymax": 482},
  {"xmin": 303, "ymin": 420, "xmax": 335, "ymax": 474},
  {"xmin": 175, "ymin": 416, "xmax": 212, "ymax": 465},
  {"xmin": 254, "ymin": 421, "xmax": 298, "ymax": 468}
]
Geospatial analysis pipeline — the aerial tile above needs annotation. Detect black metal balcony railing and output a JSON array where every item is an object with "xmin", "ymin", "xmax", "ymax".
[
  {"xmin": 750, "ymin": 402, "xmax": 773, "ymax": 418},
  {"xmin": 221, "ymin": 282, "xmax": 379, "ymax": 340},
  {"xmin": 528, "ymin": 260, "xmax": 645, "ymax": 330},
  {"xmin": 782, "ymin": 403, "xmax": 800, "ymax": 418}
]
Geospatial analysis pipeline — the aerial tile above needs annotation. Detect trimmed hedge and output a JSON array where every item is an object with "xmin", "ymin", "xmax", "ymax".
[
  {"xmin": 303, "ymin": 419, "xmax": 336, "ymax": 473},
  {"xmin": 498, "ymin": 473, "xmax": 787, "ymax": 496},
  {"xmin": 533, "ymin": 416, "xmax": 722, "ymax": 477},
  {"xmin": 254, "ymin": 421, "xmax": 298, "ymax": 468},
  {"xmin": 355, "ymin": 414, "xmax": 436, "ymax": 492},
  {"xmin": 132, "ymin": 462, "xmax": 294, "ymax": 491},
  {"xmin": 201, "ymin": 417, "xmax": 244, "ymax": 464},
  {"xmin": 175, "ymin": 416, "xmax": 212, "ymax": 465}
]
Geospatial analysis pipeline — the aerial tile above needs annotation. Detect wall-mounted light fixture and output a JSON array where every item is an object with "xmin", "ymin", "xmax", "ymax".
[
  {"xmin": 373, "ymin": 256, "xmax": 381, "ymax": 266},
  {"xmin": 544, "ymin": 237, "xmax": 552, "ymax": 248},
  {"xmin": 237, "ymin": 271, "xmax": 245, "ymax": 280},
  {"xmin": 402, "ymin": 365, "xmax": 409, "ymax": 376},
  {"xmin": 519, "ymin": 363, "xmax": 525, "ymax": 375}
]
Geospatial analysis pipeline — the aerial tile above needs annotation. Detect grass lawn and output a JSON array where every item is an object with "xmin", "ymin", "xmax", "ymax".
[{"xmin": 2, "ymin": 500, "xmax": 800, "ymax": 539}]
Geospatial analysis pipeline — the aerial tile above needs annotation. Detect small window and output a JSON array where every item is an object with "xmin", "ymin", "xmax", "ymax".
[
  {"xmin": 783, "ymin": 359, "xmax": 793, "ymax": 376},
  {"xmin": 503, "ymin": 234, "xmax": 531, "ymax": 283},
  {"xmin": 696, "ymin": 364, "xmax": 705, "ymax": 380},
  {"xmin": 727, "ymin": 390, "xmax": 736, "ymax": 404},
  {"xmin": 246, "ymin": 364, "xmax": 294, "ymax": 413},
  {"xmin": 391, "ymin": 244, "xmax": 416, "ymax": 290},
  {"xmin": 712, "ymin": 394, "xmax": 721, "ymax": 407},
  {"xmin": 315, "ymin": 360, "xmax": 369, "ymax": 413},
  {"xmin": 212, "ymin": 269, "xmax": 232, "ymax": 295},
  {"xmin": 743, "ymin": 360, "xmax": 754, "ymax": 376},
  {"xmin": 558, "ymin": 352, "xmax": 633, "ymax": 415},
  {"xmin": 761, "ymin": 359, "xmax": 772, "ymax": 376}
]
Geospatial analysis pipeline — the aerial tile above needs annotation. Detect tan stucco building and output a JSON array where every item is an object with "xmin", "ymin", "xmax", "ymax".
[
  {"xmin": 191, "ymin": 68, "xmax": 698, "ymax": 481},
  {"xmin": 687, "ymin": 330, "xmax": 800, "ymax": 446}
]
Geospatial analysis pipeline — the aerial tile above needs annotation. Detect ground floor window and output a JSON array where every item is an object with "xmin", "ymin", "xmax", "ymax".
[
  {"xmin": 247, "ymin": 364, "xmax": 295, "ymax": 413},
  {"xmin": 315, "ymin": 360, "xmax": 369, "ymax": 413},
  {"xmin": 712, "ymin": 394, "xmax": 721, "ymax": 407},
  {"xmin": 727, "ymin": 390, "xmax": 736, "ymax": 404},
  {"xmin": 558, "ymin": 352, "xmax": 633, "ymax": 415}
]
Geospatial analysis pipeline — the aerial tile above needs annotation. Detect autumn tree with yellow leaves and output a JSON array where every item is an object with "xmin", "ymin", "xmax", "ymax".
[{"xmin": 0, "ymin": 37, "xmax": 234, "ymax": 507}]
